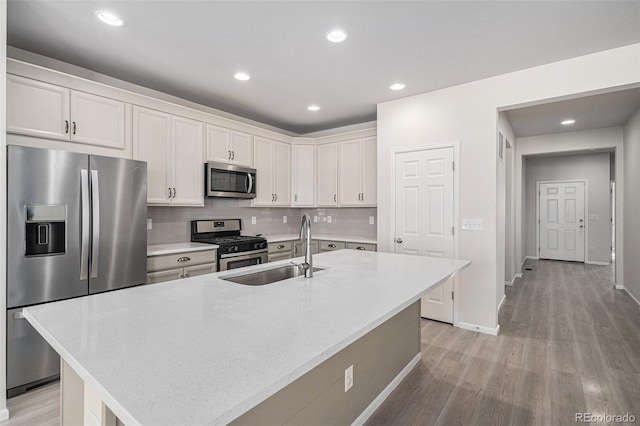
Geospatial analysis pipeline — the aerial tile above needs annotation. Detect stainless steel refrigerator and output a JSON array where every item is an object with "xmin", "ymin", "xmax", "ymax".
[{"xmin": 6, "ymin": 146, "xmax": 147, "ymax": 397}]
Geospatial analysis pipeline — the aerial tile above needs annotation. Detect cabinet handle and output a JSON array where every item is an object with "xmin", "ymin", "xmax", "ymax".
[
  {"xmin": 177, "ymin": 256, "xmax": 191, "ymax": 263},
  {"xmin": 275, "ymin": 194, "xmax": 278, "ymax": 202},
  {"xmin": 232, "ymin": 151, "xmax": 235, "ymax": 160},
  {"xmin": 356, "ymin": 246, "xmax": 366, "ymax": 251},
  {"xmin": 72, "ymin": 121, "xmax": 77, "ymax": 135},
  {"xmin": 272, "ymin": 194, "xmax": 274, "ymax": 202},
  {"xmin": 362, "ymin": 192, "xmax": 365, "ymax": 201},
  {"xmin": 277, "ymin": 244, "xmax": 285, "ymax": 249},
  {"xmin": 168, "ymin": 187, "xmax": 172, "ymax": 199},
  {"xmin": 334, "ymin": 194, "xmax": 337, "ymax": 202},
  {"xmin": 172, "ymin": 187, "xmax": 176, "ymax": 198},
  {"xmin": 328, "ymin": 244, "xmax": 336, "ymax": 248},
  {"xmin": 64, "ymin": 120, "xmax": 69, "ymax": 134},
  {"xmin": 228, "ymin": 150, "xmax": 232, "ymax": 160},
  {"xmin": 184, "ymin": 272, "xmax": 190, "ymax": 277}
]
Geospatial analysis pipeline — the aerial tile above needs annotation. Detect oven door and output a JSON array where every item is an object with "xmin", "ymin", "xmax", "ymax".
[
  {"xmin": 219, "ymin": 250, "xmax": 268, "ymax": 271},
  {"xmin": 206, "ymin": 162, "xmax": 256, "ymax": 198}
]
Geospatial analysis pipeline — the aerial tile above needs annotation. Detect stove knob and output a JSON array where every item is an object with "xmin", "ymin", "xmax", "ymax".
[
  {"xmin": 232, "ymin": 246, "xmax": 239, "ymax": 253},
  {"xmin": 261, "ymin": 242, "xmax": 267, "ymax": 249}
]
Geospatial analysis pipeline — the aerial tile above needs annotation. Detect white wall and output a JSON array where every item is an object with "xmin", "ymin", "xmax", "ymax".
[
  {"xmin": 623, "ymin": 107, "xmax": 640, "ymax": 302},
  {"xmin": 378, "ymin": 44, "xmax": 639, "ymax": 333},
  {"xmin": 1, "ymin": 0, "xmax": 9, "ymax": 421},
  {"xmin": 516, "ymin": 127, "xmax": 624, "ymax": 283},
  {"xmin": 524, "ymin": 152, "xmax": 611, "ymax": 263}
]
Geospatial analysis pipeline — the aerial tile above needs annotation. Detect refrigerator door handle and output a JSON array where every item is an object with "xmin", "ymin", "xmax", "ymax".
[
  {"xmin": 90, "ymin": 169, "xmax": 100, "ymax": 279},
  {"xmin": 80, "ymin": 169, "xmax": 90, "ymax": 280}
]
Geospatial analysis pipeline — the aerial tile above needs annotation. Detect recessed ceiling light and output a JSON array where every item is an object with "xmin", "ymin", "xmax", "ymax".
[
  {"xmin": 307, "ymin": 105, "xmax": 320, "ymax": 111},
  {"xmin": 390, "ymin": 83, "xmax": 406, "ymax": 91},
  {"xmin": 326, "ymin": 30, "xmax": 347, "ymax": 43},
  {"xmin": 234, "ymin": 72, "xmax": 251, "ymax": 81},
  {"xmin": 95, "ymin": 10, "xmax": 125, "ymax": 27},
  {"xmin": 561, "ymin": 119, "xmax": 576, "ymax": 125}
]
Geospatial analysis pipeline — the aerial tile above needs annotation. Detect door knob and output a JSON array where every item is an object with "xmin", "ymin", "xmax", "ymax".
[{"xmin": 395, "ymin": 238, "xmax": 403, "ymax": 244}]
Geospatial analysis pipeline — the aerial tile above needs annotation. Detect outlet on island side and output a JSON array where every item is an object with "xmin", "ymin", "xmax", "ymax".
[
  {"xmin": 344, "ymin": 365, "xmax": 353, "ymax": 392},
  {"xmin": 251, "ymin": 216, "xmax": 256, "ymax": 225},
  {"xmin": 283, "ymin": 216, "xmax": 287, "ymax": 224}
]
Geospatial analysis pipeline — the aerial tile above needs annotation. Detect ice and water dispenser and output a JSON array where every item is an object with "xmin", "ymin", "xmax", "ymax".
[{"xmin": 24, "ymin": 204, "xmax": 66, "ymax": 256}]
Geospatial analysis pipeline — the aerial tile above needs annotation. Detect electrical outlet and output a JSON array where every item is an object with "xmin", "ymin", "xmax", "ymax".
[
  {"xmin": 251, "ymin": 216, "xmax": 256, "ymax": 225},
  {"xmin": 147, "ymin": 219, "xmax": 152, "ymax": 230},
  {"xmin": 462, "ymin": 219, "xmax": 483, "ymax": 231},
  {"xmin": 589, "ymin": 214, "xmax": 599, "ymax": 221},
  {"xmin": 327, "ymin": 216, "xmax": 332, "ymax": 224},
  {"xmin": 344, "ymin": 365, "xmax": 353, "ymax": 392},
  {"xmin": 314, "ymin": 216, "xmax": 318, "ymax": 223},
  {"xmin": 283, "ymin": 215, "xmax": 287, "ymax": 224},
  {"xmin": 369, "ymin": 216, "xmax": 375, "ymax": 225}
]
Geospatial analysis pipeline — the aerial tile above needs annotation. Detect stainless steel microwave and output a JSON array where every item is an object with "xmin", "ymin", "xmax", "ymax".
[{"xmin": 205, "ymin": 162, "xmax": 256, "ymax": 198}]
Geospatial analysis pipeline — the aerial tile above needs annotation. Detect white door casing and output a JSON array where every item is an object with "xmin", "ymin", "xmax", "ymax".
[
  {"xmin": 394, "ymin": 147, "xmax": 455, "ymax": 323},
  {"xmin": 538, "ymin": 181, "xmax": 586, "ymax": 262}
]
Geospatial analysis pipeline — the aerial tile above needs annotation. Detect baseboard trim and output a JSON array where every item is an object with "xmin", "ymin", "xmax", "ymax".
[
  {"xmin": 498, "ymin": 294, "xmax": 506, "ymax": 312},
  {"xmin": 615, "ymin": 284, "xmax": 625, "ymax": 290},
  {"xmin": 0, "ymin": 408, "xmax": 9, "ymax": 421},
  {"xmin": 585, "ymin": 261, "xmax": 611, "ymax": 266},
  {"xmin": 521, "ymin": 256, "xmax": 538, "ymax": 267},
  {"xmin": 352, "ymin": 353, "xmax": 421, "ymax": 425},
  {"xmin": 458, "ymin": 321, "xmax": 500, "ymax": 336},
  {"xmin": 621, "ymin": 286, "xmax": 640, "ymax": 307},
  {"xmin": 505, "ymin": 277, "xmax": 515, "ymax": 286},
  {"xmin": 515, "ymin": 273, "xmax": 523, "ymax": 279}
]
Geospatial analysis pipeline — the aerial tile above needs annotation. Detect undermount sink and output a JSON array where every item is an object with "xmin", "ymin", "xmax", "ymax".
[{"xmin": 221, "ymin": 264, "xmax": 324, "ymax": 286}]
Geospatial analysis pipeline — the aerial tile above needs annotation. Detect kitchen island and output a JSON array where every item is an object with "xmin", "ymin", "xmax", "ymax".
[{"xmin": 24, "ymin": 250, "xmax": 470, "ymax": 425}]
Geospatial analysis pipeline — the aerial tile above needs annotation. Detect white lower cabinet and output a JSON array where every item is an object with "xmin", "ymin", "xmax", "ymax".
[
  {"xmin": 319, "ymin": 240, "xmax": 377, "ymax": 253},
  {"xmin": 268, "ymin": 241, "xmax": 293, "ymax": 263},
  {"xmin": 293, "ymin": 241, "xmax": 318, "ymax": 257},
  {"xmin": 147, "ymin": 249, "xmax": 217, "ymax": 284}
]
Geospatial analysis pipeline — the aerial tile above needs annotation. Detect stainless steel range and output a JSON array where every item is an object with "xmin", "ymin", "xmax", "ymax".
[{"xmin": 191, "ymin": 219, "xmax": 267, "ymax": 271}]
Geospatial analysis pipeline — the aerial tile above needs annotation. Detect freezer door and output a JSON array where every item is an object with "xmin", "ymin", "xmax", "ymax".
[
  {"xmin": 7, "ymin": 146, "xmax": 89, "ymax": 308},
  {"xmin": 7, "ymin": 308, "xmax": 60, "ymax": 393},
  {"xmin": 88, "ymin": 155, "xmax": 147, "ymax": 293}
]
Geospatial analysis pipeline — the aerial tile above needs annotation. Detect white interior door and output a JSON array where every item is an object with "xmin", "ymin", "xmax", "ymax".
[
  {"xmin": 539, "ymin": 181, "xmax": 585, "ymax": 262},
  {"xmin": 394, "ymin": 147, "xmax": 455, "ymax": 323}
]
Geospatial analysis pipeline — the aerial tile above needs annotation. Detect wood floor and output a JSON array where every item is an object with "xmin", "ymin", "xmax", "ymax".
[
  {"xmin": 4, "ymin": 260, "xmax": 639, "ymax": 425},
  {"xmin": 367, "ymin": 260, "xmax": 640, "ymax": 426}
]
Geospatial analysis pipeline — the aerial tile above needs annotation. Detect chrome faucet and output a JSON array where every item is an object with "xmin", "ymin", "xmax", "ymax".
[{"xmin": 298, "ymin": 214, "xmax": 313, "ymax": 278}]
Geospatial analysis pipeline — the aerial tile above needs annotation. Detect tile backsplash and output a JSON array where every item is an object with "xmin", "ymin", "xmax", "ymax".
[{"xmin": 147, "ymin": 198, "xmax": 377, "ymax": 245}]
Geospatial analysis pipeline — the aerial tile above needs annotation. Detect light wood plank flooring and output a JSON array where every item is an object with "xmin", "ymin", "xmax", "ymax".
[
  {"xmin": 4, "ymin": 260, "xmax": 639, "ymax": 425},
  {"xmin": 367, "ymin": 259, "xmax": 640, "ymax": 425}
]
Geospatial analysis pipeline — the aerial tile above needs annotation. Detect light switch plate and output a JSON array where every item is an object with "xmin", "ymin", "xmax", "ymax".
[
  {"xmin": 327, "ymin": 216, "xmax": 332, "ymax": 224},
  {"xmin": 314, "ymin": 216, "xmax": 318, "ymax": 223},
  {"xmin": 251, "ymin": 216, "xmax": 256, "ymax": 225},
  {"xmin": 344, "ymin": 365, "xmax": 353, "ymax": 392},
  {"xmin": 462, "ymin": 219, "xmax": 483, "ymax": 231},
  {"xmin": 147, "ymin": 219, "xmax": 152, "ymax": 230},
  {"xmin": 589, "ymin": 214, "xmax": 599, "ymax": 221},
  {"xmin": 283, "ymin": 216, "xmax": 287, "ymax": 224},
  {"xmin": 369, "ymin": 216, "xmax": 375, "ymax": 225}
]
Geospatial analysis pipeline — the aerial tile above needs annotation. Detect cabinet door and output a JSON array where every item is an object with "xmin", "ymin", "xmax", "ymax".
[
  {"xmin": 346, "ymin": 242, "xmax": 377, "ymax": 251},
  {"xmin": 7, "ymin": 74, "xmax": 70, "ymax": 141},
  {"xmin": 361, "ymin": 137, "xmax": 377, "ymax": 206},
  {"xmin": 133, "ymin": 106, "xmax": 172, "ymax": 204},
  {"xmin": 268, "ymin": 251, "xmax": 292, "ymax": 263},
  {"xmin": 205, "ymin": 124, "xmax": 231, "ymax": 162},
  {"xmin": 292, "ymin": 145, "xmax": 315, "ymax": 206},
  {"xmin": 231, "ymin": 131, "xmax": 253, "ymax": 166},
  {"xmin": 316, "ymin": 143, "xmax": 338, "ymax": 206},
  {"xmin": 273, "ymin": 141, "xmax": 292, "ymax": 206},
  {"xmin": 253, "ymin": 137, "xmax": 274, "ymax": 206},
  {"xmin": 147, "ymin": 268, "xmax": 183, "ymax": 284},
  {"xmin": 172, "ymin": 116, "xmax": 204, "ymax": 206},
  {"xmin": 339, "ymin": 139, "xmax": 362, "ymax": 206},
  {"xmin": 183, "ymin": 263, "xmax": 217, "ymax": 278},
  {"xmin": 70, "ymin": 91, "xmax": 125, "ymax": 149},
  {"xmin": 319, "ymin": 240, "xmax": 346, "ymax": 252}
]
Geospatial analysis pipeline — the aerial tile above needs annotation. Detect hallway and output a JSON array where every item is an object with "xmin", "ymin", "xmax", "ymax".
[{"xmin": 367, "ymin": 260, "xmax": 640, "ymax": 425}]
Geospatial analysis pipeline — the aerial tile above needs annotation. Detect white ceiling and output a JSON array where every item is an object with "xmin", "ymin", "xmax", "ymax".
[
  {"xmin": 7, "ymin": 1, "xmax": 640, "ymax": 134},
  {"xmin": 506, "ymin": 88, "xmax": 640, "ymax": 138}
]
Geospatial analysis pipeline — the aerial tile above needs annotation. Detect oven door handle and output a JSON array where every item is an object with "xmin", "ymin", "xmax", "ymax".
[
  {"xmin": 219, "ymin": 248, "xmax": 268, "ymax": 259},
  {"xmin": 246, "ymin": 173, "xmax": 253, "ymax": 194}
]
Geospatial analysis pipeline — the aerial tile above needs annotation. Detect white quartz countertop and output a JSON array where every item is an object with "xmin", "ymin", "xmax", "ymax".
[
  {"xmin": 24, "ymin": 251, "xmax": 469, "ymax": 426},
  {"xmin": 265, "ymin": 233, "xmax": 377, "ymax": 244},
  {"xmin": 147, "ymin": 242, "xmax": 218, "ymax": 256}
]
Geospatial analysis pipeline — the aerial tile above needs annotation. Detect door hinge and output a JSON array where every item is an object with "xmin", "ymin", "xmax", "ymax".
[
  {"xmin": 452, "ymin": 161, "xmax": 455, "ymax": 171},
  {"xmin": 451, "ymin": 291, "xmax": 454, "ymax": 300},
  {"xmin": 451, "ymin": 226, "xmax": 455, "ymax": 236}
]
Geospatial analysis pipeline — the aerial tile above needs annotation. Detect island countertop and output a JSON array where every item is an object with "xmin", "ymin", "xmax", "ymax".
[{"xmin": 24, "ymin": 250, "xmax": 470, "ymax": 426}]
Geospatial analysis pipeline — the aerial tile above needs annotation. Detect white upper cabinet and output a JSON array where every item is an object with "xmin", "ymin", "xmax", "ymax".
[
  {"xmin": 133, "ymin": 106, "xmax": 204, "ymax": 206},
  {"xmin": 316, "ymin": 143, "xmax": 339, "ymax": 207},
  {"xmin": 292, "ymin": 145, "xmax": 315, "ymax": 207},
  {"xmin": 70, "ymin": 91, "xmax": 125, "ymax": 149},
  {"xmin": 7, "ymin": 74, "xmax": 125, "ymax": 150},
  {"xmin": 172, "ymin": 116, "xmax": 204, "ymax": 206},
  {"xmin": 253, "ymin": 137, "xmax": 291, "ymax": 207},
  {"xmin": 339, "ymin": 137, "xmax": 377, "ymax": 207},
  {"xmin": 206, "ymin": 124, "xmax": 253, "ymax": 167}
]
